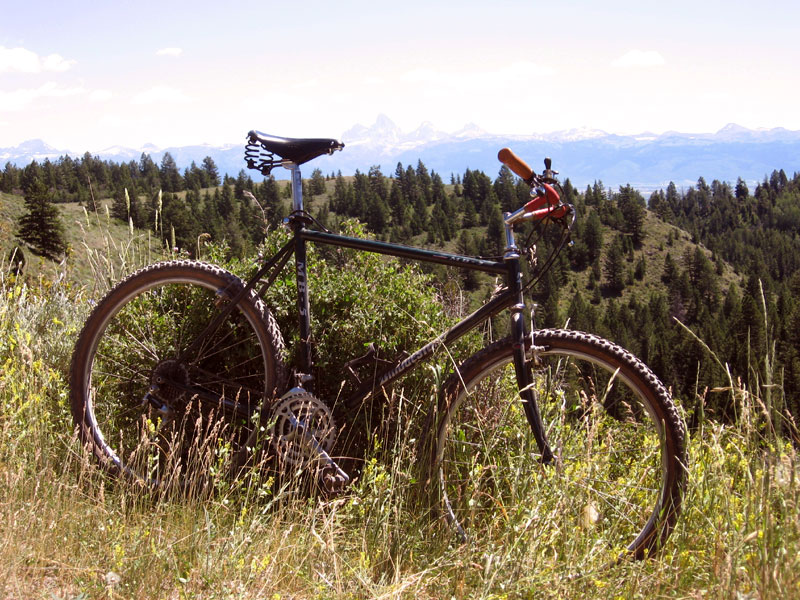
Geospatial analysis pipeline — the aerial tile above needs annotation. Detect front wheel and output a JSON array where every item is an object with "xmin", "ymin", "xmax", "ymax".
[
  {"xmin": 430, "ymin": 329, "xmax": 687, "ymax": 571},
  {"xmin": 70, "ymin": 260, "xmax": 287, "ymax": 491}
]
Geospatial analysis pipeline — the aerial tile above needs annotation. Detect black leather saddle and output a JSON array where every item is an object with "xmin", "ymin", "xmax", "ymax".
[{"xmin": 245, "ymin": 131, "xmax": 344, "ymax": 174}]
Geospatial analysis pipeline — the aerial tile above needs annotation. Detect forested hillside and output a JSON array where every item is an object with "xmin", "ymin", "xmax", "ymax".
[{"xmin": 2, "ymin": 152, "xmax": 798, "ymax": 434}]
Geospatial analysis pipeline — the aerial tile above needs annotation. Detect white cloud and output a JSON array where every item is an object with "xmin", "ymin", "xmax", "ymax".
[
  {"xmin": 494, "ymin": 61, "xmax": 555, "ymax": 84},
  {"xmin": 98, "ymin": 114, "xmax": 124, "ymax": 127},
  {"xmin": 0, "ymin": 46, "xmax": 76, "ymax": 73},
  {"xmin": 41, "ymin": 53, "xmax": 76, "ymax": 72},
  {"xmin": 401, "ymin": 68, "xmax": 438, "ymax": 83},
  {"xmin": 131, "ymin": 85, "xmax": 191, "ymax": 105},
  {"xmin": 293, "ymin": 78, "xmax": 320, "ymax": 89},
  {"xmin": 399, "ymin": 61, "xmax": 553, "ymax": 89},
  {"xmin": 156, "ymin": 47, "xmax": 183, "ymax": 57},
  {"xmin": 0, "ymin": 82, "xmax": 85, "ymax": 111},
  {"xmin": 89, "ymin": 89, "xmax": 113, "ymax": 102},
  {"xmin": 612, "ymin": 50, "xmax": 666, "ymax": 68}
]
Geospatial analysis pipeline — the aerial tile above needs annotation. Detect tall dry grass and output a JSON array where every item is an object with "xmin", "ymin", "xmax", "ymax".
[{"xmin": 0, "ymin": 220, "xmax": 798, "ymax": 599}]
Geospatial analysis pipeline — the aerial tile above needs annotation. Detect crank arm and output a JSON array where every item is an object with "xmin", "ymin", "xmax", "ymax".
[{"xmin": 287, "ymin": 413, "xmax": 350, "ymax": 489}]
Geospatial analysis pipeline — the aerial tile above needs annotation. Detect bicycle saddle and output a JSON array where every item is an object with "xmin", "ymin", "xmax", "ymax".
[{"xmin": 246, "ymin": 131, "xmax": 344, "ymax": 171}]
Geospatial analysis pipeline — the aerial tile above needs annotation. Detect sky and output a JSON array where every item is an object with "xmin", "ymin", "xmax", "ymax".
[{"xmin": 2, "ymin": 0, "xmax": 799, "ymax": 152}]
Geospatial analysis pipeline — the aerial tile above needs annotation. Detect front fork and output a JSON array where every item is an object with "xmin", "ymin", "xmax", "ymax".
[
  {"xmin": 510, "ymin": 304, "xmax": 554, "ymax": 464},
  {"xmin": 504, "ymin": 224, "xmax": 554, "ymax": 464}
]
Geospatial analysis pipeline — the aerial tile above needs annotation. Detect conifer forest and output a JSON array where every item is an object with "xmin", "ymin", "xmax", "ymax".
[{"xmin": 3, "ymin": 151, "xmax": 800, "ymax": 433}]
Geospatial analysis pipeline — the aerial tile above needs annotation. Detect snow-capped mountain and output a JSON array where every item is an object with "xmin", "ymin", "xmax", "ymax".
[
  {"xmin": 342, "ymin": 114, "xmax": 449, "ymax": 152},
  {"xmin": 0, "ymin": 139, "xmax": 64, "ymax": 164},
  {"xmin": 3, "ymin": 117, "xmax": 800, "ymax": 190},
  {"xmin": 330, "ymin": 117, "xmax": 800, "ymax": 189}
]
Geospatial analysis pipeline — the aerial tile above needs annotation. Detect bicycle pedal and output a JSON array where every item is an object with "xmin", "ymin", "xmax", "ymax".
[{"xmin": 322, "ymin": 470, "xmax": 350, "ymax": 494}]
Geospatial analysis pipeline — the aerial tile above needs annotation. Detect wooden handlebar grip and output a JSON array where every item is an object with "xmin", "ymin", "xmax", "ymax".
[{"xmin": 497, "ymin": 148, "xmax": 534, "ymax": 182}]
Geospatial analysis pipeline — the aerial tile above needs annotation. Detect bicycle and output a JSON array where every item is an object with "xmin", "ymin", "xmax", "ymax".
[{"xmin": 69, "ymin": 131, "xmax": 687, "ymax": 567}]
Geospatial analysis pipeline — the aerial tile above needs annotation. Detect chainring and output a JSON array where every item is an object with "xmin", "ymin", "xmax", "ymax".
[{"xmin": 270, "ymin": 390, "xmax": 336, "ymax": 467}]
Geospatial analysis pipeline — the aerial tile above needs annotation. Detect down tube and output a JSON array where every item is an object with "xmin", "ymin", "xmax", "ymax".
[
  {"xmin": 343, "ymin": 288, "xmax": 519, "ymax": 409},
  {"xmin": 295, "ymin": 230, "xmax": 313, "ymax": 388}
]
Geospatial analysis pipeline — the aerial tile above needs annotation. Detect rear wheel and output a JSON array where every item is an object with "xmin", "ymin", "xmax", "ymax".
[
  {"xmin": 431, "ymin": 329, "xmax": 686, "ymax": 570},
  {"xmin": 70, "ymin": 260, "xmax": 286, "ymax": 491}
]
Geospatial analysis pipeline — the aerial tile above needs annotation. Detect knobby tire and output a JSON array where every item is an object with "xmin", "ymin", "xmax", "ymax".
[
  {"xmin": 430, "ymin": 329, "xmax": 687, "ymax": 570},
  {"xmin": 69, "ymin": 260, "xmax": 286, "ymax": 491}
]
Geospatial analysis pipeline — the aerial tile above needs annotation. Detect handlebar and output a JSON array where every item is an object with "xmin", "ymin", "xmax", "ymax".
[
  {"xmin": 498, "ymin": 148, "xmax": 571, "ymax": 226},
  {"xmin": 497, "ymin": 148, "xmax": 535, "ymax": 184}
]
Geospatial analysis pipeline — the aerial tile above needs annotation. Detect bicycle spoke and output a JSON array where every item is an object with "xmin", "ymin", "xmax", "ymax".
[{"xmin": 71, "ymin": 262, "xmax": 283, "ymax": 489}]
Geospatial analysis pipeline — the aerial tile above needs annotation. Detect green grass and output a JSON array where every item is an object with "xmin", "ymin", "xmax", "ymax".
[
  {"xmin": 0, "ymin": 285, "xmax": 797, "ymax": 598},
  {"xmin": 1, "ymin": 191, "xmax": 163, "ymax": 291},
  {"xmin": 0, "ymin": 201, "xmax": 798, "ymax": 599}
]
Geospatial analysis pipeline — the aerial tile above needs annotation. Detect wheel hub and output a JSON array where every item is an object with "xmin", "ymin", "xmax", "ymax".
[{"xmin": 150, "ymin": 359, "xmax": 190, "ymax": 406}]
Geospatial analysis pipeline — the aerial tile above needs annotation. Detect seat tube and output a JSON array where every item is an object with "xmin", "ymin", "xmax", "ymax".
[
  {"xmin": 290, "ymin": 165, "xmax": 304, "ymax": 212},
  {"xmin": 504, "ymin": 218, "xmax": 553, "ymax": 463},
  {"xmin": 295, "ymin": 233, "xmax": 312, "ymax": 384},
  {"xmin": 289, "ymin": 165, "xmax": 313, "ymax": 389}
]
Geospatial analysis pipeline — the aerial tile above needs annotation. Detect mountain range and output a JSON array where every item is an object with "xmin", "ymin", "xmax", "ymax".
[{"xmin": 3, "ymin": 115, "xmax": 800, "ymax": 191}]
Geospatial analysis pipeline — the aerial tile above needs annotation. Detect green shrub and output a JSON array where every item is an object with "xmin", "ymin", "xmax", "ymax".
[{"xmin": 222, "ymin": 221, "xmax": 481, "ymax": 405}]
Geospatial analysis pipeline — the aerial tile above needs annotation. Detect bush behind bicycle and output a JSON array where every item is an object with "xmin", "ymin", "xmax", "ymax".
[{"xmin": 208, "ymin": 220, "xmax": 484, "ymax": 432}]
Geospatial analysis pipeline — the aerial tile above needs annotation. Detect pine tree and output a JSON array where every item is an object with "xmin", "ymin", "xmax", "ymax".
[
  {"xmin": 309, "ymin": 168, "xmax": 327, "ymax": 196},
  {"xmin": 2, "ymin": 162, "xmax": 19, "ymax": 193},
  {"xmin": 634, "ymin": 254, "xmax": 647, "ymax": 280},
  {"xmin": 735, "ymin": 177, "xmax": 749, "ymax": 200},
  {"xmin": 17, "ymin": 178, "xmax": 68, "ymax": 259},
  {"xmin": 494, "ymin": 165, "xmax": 517, "ymax": 212},
  {"xmin": 485, "ymin": 203, "xmax": 505, "ymax": 255},
  {"xmin": 201, "ymin": 156, "xmax": 221, "ymax": 187},
  {"xmin": 603, "ymin": 236, "xmax": 626, "ymax": 295},
  {"xmin": 662, "ymin": 252, "xmax": 677, "ymax": 284},
  {"xmin": 583, "ymin": 210, "xmax": 603, "ymax": 262},
  {"xmin": 159, "ymin": 152, "xmax": 183, "ymax": 192},
  {"xmin": 415, "ymin": 160, "xmax": 432, "ymax": 204},
  {"xmin": 367, "ymin": 195, "xmax": 390, "ymax": 234},
  {"xmin": 139, "ymin": 153, "xmax": 161, "ymax": 195},
  {"xmin": 616, "ymin": 184, "xmax": 646, "ymax": 246}
]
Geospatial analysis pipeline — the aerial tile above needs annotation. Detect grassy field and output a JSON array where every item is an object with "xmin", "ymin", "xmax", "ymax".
[
  {"xmin": 1, "ymin": 249, "xmax": 798, "ymax": 600},
  {"xmin": 0, "ymin": 191, "xmax": 798, "ymax": 598},
  {"xmin": 0, "ymin": 192, "xmax": 164, "ymax": 291}
]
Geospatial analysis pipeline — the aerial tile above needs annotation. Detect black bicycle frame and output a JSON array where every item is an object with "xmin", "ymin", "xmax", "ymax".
[
  {"xmin": 293, "ymin": 225, "xmax": 509, "ymax": 396},
  {"xmin": 182, "ymin": 162, "xmax": 554, "ymax": 459},
  {"xmin": 278, "ymin": 217, "xmax": 552, "ymax": 459}
]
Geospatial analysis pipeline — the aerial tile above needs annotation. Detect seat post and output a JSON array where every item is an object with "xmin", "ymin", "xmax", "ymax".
[{"xmin": 289, "ymin": 164, "xmax": 304, "ymax": 213}]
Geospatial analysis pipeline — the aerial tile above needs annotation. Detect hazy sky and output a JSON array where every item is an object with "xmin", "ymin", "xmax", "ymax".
[{"xmin": 2, "ymin": 0, "xmax": 799, "ymax": 151}]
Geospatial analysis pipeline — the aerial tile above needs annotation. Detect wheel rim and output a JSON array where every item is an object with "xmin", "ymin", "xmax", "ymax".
[
  {"xmin": 78, "ymin": 272, "xmax": 271, "ymax": 488},
  {"xmin": 435, "ymin": 341, "xmax": 670, "ymax": 570}
]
